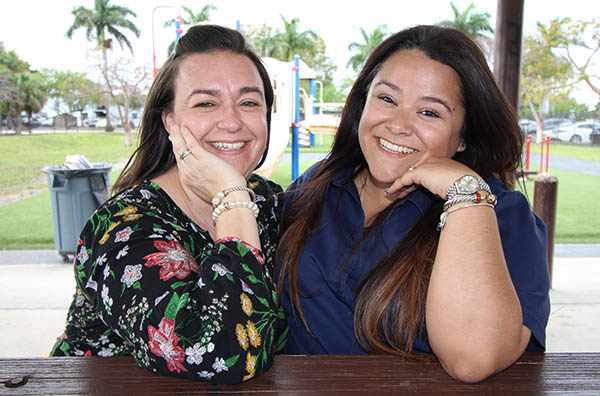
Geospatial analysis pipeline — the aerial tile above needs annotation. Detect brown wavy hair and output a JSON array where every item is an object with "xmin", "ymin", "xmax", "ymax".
[
  {"xmin": 277, "ymin": 25, "xmax": 523, "ymax": 356},
  {"xmin": 112, "ymin": 25, "xmax": 274, "ymax": 195}
]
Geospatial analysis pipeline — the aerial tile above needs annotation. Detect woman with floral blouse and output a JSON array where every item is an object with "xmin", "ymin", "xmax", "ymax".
[{"xmin": 50, "ymin": 25, "xmax": 287, "ymax": 384}]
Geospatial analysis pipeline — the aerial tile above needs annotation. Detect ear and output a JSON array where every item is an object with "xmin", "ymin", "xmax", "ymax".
[
  {"xmin": 457, "ymin": 140, "xmax": 467, "ymax": 152},
  {"xmin": 161, "ymin": 111, "xmax": 173, "ymax": 134}
]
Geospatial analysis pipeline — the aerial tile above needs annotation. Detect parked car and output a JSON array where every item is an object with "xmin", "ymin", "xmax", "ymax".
[
  {"xmin": 93, "ymin": 117, "xmax": 118, "ymax": 128},
  {"xmin": 519, "ymin": 119, "xmax": 537, "ymax": 135},
  {"xmin": 543, "ymin": 121, "xmax": 599, "ymax": 144}
]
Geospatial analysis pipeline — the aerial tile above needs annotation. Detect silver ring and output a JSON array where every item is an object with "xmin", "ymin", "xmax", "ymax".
[
  {"xmin": 179, "ymin": 149, "xmax": 192, "ymax": 160},
  {"xmin": 408, "ymin": 166, "xmax": 415, "ymax": 172}
]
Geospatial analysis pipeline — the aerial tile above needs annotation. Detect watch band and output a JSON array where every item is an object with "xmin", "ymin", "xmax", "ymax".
[{"xmin": 446, "ymin": 175, "xmax": 491, "ymax": 200}]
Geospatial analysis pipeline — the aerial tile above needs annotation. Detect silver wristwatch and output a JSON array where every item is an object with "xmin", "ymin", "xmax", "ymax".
[{"xmin": 445, "ymin": 175, "xmax": 491, "ymax": 200}]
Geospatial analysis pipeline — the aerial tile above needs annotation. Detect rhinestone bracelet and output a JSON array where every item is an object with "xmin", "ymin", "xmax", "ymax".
[
  {"xmin": 443, "ymin": 192, "xmax": 497, "ymax": 211},
  {"xmin": 212, "ymin": 200, "xmax": 259, "ymax": 223},
  {"xmin": 437, "ymin": 202, "xmax": 495, "ymax": 231}
]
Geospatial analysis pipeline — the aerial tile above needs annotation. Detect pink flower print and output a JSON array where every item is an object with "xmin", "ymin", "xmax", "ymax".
[
  {"xmin": 114, "ymin": 226, "xmax": 134, "ymax": 243},
  {"xmin": 144, "ymin": 240, "xmax": 199, "ymax": 281},
  {"xmin": 147, "ymin": 317, "xmax": 188, "ymax": 373}
]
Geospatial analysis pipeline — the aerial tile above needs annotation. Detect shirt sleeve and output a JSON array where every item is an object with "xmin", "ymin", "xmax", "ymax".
[
  {"xmin": 494, "ymin": 186, "xmax": 551, "ymax": 352},
  {"xmin": 74, "ymin": 193, "xmax": 285, "ymax": 384}
]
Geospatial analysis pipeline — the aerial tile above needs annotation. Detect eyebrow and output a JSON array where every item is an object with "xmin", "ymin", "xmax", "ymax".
[
  {"xmin": 186, "ymin": 86, "xmax": 264, "ymax": 103},
  {"xmin": 374, "ymin": 80, "xmax": 455, "ymax": 113}
]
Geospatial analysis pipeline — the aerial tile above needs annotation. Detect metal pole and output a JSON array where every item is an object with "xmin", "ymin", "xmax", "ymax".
[
  {"xmin": 152, "ymin": 6, "xmax": 183, "ymax": 79},
  {"xmin": 292, "ymin": 55, "xmax": 300, "ymax": 180},
  {"xmin": 309, "ymin": 79, "xmax": 317, "ymax": 147}
]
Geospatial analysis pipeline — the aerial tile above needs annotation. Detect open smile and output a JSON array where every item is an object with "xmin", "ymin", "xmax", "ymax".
[
  {"xmin": 210, "ymin": 141, "xmax": 246, "ymax": 151},
  {"xmin": 378, "ymin": 137, "xmax": 417, "ymax": 154}
]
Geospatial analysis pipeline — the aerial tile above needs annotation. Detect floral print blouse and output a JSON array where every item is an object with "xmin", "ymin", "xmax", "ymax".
[{"xmin": 50, "ymin": 175, "xmax": 288, "ymax": 384}]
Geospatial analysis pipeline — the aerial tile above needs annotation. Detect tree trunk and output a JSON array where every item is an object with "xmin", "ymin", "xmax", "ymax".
[
  {"xmin": 101, "ymin": 48, "xmax": 114, "ymax": 132},
  {"xmin": 124, "ymin": 124, "xmax": 132, "ymax": 147}
]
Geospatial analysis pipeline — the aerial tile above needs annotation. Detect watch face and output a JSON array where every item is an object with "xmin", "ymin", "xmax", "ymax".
[{"xmin": 459, "ymin": 175, "xmax": 479, "ymax": 193}]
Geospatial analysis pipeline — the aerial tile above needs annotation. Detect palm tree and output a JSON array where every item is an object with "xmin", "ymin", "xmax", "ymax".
[
  {"xmin": 347, "ymin": 25, "xmax": 389, "ymax": 73},
  {"xmin": 438, "ymin": 1, "xmax": 494, "ymax": 38},
  {"xmin": 438, "ymin": 1, "xmax": 494, "ymax": 59},
  {"xmin": 267, "ymin": 15, "xmax": 320, "ymax": 61},
  {"xmin": 66, "ymin": 0, "xmax": 140, "ymax": 132},
  {"xmin": 18, "ymin": 71, "xmax": 48, "ymax": 133},
  {"xmin": 164, "ymin": 5, "xmax": 216, "ymax": 56}
]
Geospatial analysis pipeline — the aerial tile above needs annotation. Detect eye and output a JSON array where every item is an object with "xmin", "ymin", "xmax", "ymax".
[
  {"xmin": 193, "ymin": 101, "xmax": 214, "ymax": 108},
  {"xmin": 419, "ymin": 109, "xmax": 440, "ymax": 118},
  {"xmin": 378, "ymin": 95, "xmax": 396, "ymax": 105},
  {"xmin": 240, "ymin": 100, "xmax": 259, "ymax": 107}
]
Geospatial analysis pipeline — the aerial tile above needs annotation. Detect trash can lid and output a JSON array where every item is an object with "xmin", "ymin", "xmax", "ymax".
[{"xmin": 42, "ymin": 163, "xmax": 112, "ymax": 178}]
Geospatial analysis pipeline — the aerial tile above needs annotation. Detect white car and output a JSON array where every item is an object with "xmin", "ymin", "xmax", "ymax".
[{"xmin": 543, "ymin": 121, "xmax": 598, "ymax": 144}]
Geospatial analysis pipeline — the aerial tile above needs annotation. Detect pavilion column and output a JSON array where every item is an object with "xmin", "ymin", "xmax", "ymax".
[{"xmin": 493, "ymin": 0, "xmax": 525, "ymax": 111}]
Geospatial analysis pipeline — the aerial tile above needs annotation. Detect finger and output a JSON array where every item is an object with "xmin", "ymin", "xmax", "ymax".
[
  {"xmin": 386, "ymin": 178, "xmax": 412, "ymax": 197},
  {"xmin": 170, "ymin": 124, "xmax": 187, "ymax": 158},
  {"xmin": 179, "ymin": 125, "xmax": 201, "ymax": 152},
  {"xmin": 394, "ymin": 185, "xmax": 418, "ymax": 199}
]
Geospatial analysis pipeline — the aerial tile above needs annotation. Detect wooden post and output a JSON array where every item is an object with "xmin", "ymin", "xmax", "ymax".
[
  {"xmin": 533, "ymin": 174, "xmax": 558, "ymax": 287},
  {"xmin": 493, "ymin": 0, "xmax": 524, "ymax": 111}
]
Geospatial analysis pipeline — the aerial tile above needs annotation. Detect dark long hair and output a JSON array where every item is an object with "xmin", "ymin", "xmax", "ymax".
[
  {"xmin": 112, "ymin": 25, "xmax": 274, "ymax": 194},
  {"xmin": 278, "ymin": 25, "xmax": 523, "ymax": 355}
]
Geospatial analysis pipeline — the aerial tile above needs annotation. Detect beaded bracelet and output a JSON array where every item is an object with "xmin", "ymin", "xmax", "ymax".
[
  {"xmin": 212, "ymin": 186, "xmax": 256, "ymax": 209},
  {"xmin": 443, "ymin": 192, "xmax": 497, "ymax": 211},
  {"xmin": 212, "ymin": 200, "xmax": 259, "ymax": 223},
  {"xmin": 437, "ymin": 202, "xmax": 495, "ymax": 231}
]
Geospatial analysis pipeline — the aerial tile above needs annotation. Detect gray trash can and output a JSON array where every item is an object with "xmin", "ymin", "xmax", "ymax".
[{"xmin": 42, "ymin": 163, "xmax": 112, "ymax": 262}]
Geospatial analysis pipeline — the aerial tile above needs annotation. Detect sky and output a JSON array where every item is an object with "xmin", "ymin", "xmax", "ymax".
[{"xmin": 1, "ymin": 0, "xmax": 598, "ymax": 106}]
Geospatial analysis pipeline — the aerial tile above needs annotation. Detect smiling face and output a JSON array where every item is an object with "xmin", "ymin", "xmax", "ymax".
[
  {"xmin": 358, "ymin": 49, "xmax": 466, "ymax": 187},
  {"xmin": 164, "ymin": 50, "xmax": 268, "ymax": 178}
]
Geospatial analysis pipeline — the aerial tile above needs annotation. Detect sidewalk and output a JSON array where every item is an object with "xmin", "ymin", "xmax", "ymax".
[{"xmin": 0, "ymin": 247, "xmax": 599, "ymax": 357}]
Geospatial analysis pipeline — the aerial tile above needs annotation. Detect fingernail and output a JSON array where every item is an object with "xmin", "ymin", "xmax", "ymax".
[{"xmin": 384, "ymin": 187, "xmax": 390, "ymax": 195}]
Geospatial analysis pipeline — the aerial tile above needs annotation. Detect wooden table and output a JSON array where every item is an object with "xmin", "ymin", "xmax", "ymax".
[{"xmin": 1, "ymin": 353, "xmax": 599, "ymax": 395}]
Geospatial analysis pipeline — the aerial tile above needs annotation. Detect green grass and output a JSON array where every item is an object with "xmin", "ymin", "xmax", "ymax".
[
  {"xmin": 528, "ymin": 140, "xmax": 600, "ymax": 162},
  {"xmin": 0, "ymin": 132, "xmax": 137, "ymax": 195},
  {"xmin": 270, "ymin": 161, "xmax": 315, "ymax": 190},
  {"xmin": 517, "ymin": 168, "xmax": 600, "ymax": 243},
  {"xmin": 284, "ymin": 134, "xmax": 334, "ymax": 153},
  {"xmin": 0, "ymin": 132, "xmax": 598, "ymax": 249}
]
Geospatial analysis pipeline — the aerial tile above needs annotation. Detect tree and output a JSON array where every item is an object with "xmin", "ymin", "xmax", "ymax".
[
  {"xmin": 243, "ymin": 23, "xmax": 278, "ymax": 58},
  {"xmin": 347, "ymin": 25, "xmax": 389, "ymax": 73},
  {"xmin": 0, "ymin": 43, "xmax": 26, "ymax": 132},
  {"xmin": 42, "ymin": 69, "xmax": 103, "ymax": 116},
  {"xmin": 267, "ymin": 15, "xmax": 320, "ymax": 62},
  {"xmin": 520, "ymin": 27, "xmax": 574, "ymax": 142},
  {"xmin": 539, "ymin": 18, "xmax": 600, "ymax": 107},
  {"xmin": 66, "ymin": 0, "xmax": 140, "ymax": 132},
  {"xmin": 18, "ymin": 71, "xmax": 48, "ymax": 133},
  {"xmin": 244, "ymin": 19, "xmax": 337, "ymax": 89},
  {"xmin": 164, "ymin": 5, "xmax": 216, "ymax": 56},
  {"xmin": 0, "ymin": 42, "xmax": 48, "ymax": 134},
  {"xmin": 438, "ymin": 1, "xmax": 494, "ymax": 59},
  {"xmin": 93, "ymin": 53, "xmax": 151, "ymax": 146}
]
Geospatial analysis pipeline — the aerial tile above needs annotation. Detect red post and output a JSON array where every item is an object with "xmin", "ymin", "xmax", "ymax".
[
  {"xmin": 540, "ymin": 138, "xmax": 545, "ymax": 173},
  {"xmin": 545, "ymin": 136, "xmax": 550, "ymax": 172},
  {"xmin": 152, "ymin": 6, "xmax": 183, "ymax": 79},
  {"xmin": 525, "ymin": 135, "xmax": 532, "ymax": 170}
]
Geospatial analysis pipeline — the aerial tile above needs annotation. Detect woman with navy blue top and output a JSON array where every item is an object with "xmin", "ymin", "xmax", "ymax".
[{"xmin": 277, "ymin": 25, "xmax": 550, "ymax": 383}]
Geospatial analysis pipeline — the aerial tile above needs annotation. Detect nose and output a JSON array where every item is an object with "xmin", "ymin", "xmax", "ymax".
[
  {"xmin": 386, "ymin": 110, "xmax": 414, "ymax": 135},
  {"xmin": 217, "ymin": 105, "xmax": 243, "ymax": 132}
]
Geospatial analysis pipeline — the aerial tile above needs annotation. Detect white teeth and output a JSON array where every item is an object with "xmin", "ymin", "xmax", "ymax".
[
  {"xmin": 210, "ymin": 142, "xmax": 245, "ymax": 150},
  {"xmin": 378, "ymin": 138, "xmax": 416, "ymax": 154}
]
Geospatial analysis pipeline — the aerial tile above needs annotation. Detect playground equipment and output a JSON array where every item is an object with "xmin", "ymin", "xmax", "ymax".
[
  {"xmin": 523, "ymin": 135, "xmax": 551, "ymax": 176},
  {"xmin": 257, "ymin": 55, "xmax": 342, "ymax": 179}
]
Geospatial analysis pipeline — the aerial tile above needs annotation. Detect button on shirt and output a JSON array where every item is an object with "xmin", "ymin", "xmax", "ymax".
[{"xmin": 280, "ymin": 164, "xmax": 550, "ymax": 355}]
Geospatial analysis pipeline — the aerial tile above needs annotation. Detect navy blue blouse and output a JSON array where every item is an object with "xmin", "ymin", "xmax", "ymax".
[{"xmin": 280, "ymin": 163, "xmax": 550, "ymax": 355}]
